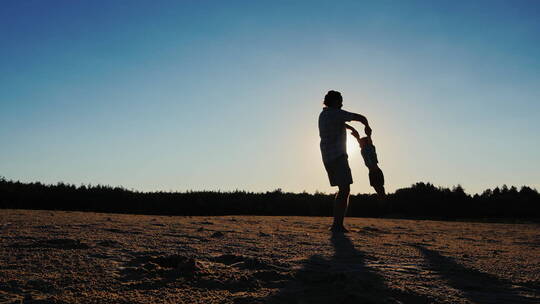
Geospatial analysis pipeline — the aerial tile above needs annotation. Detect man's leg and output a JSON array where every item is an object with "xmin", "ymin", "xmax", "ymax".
[{"xmin": 332, "ymin": 184, "xmax": 350, "ymax": 231}]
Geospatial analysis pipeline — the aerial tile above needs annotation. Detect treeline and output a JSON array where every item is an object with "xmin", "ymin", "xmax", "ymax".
[{"xmin": 0, "ymin": 177, "xmax": 539, "ymax": 220}]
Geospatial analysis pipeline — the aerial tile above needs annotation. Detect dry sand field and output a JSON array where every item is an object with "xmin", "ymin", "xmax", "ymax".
[{"xmin": 1, "ymin": 209, "xmax": 539, "ymax": 304}]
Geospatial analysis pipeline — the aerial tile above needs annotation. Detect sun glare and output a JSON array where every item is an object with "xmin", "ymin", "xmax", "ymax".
[{"xmin": 346, "ymin": 134, "xmax": 360, "ymax": 157}]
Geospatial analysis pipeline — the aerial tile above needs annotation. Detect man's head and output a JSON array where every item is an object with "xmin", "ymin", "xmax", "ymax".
[{"xmin": 323, "ymin": 90, "xmax": 343, "ymax": 108}]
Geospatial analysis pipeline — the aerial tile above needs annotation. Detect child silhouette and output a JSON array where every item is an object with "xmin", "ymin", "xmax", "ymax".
[{"xmin": 346, "ymin": 124, "xmax": 386, "ymax": 197}]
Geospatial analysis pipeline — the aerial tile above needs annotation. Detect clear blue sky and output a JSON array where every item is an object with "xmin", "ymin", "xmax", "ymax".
[{"xmin": 1, "ymin": 0, "xmax": 539, "ymax": 194}]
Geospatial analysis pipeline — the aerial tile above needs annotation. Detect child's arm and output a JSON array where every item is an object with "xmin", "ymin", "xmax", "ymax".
[{"xmin": 345, "ymin": 124, "xmax": 360, "ymax": 140}]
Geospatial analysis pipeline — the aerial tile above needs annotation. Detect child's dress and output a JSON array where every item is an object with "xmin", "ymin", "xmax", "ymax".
[
  {"xmin": 358, "ymin": 137, "xmax": 385, "ymax": 191},
  {"xmin": 359, "ymin": 137, "xmax": 378, "ymax": 168}
]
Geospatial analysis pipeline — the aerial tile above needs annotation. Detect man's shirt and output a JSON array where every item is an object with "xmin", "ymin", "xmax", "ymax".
[{"xmin": 318, "ymin": 107, "xmax": 355, "ymax": 163}]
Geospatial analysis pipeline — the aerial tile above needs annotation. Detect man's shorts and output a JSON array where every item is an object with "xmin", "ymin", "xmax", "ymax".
[{"xmin": 323, "ymin": 154, "xmax": 353, "ymax": 187}]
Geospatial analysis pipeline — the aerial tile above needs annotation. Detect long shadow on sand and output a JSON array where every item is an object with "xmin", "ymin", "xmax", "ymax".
[
  {"xmin": 413, "ymin": 245, "xmax": 539, "ymax": 304},
  {"xmin": 263, "ymin": 232, "xmax": 431, "ymax": 304}
]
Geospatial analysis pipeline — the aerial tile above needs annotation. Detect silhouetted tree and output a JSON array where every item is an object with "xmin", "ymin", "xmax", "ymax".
[{"xmin": 0, "ymin": 177, "xmax": 538, "ymax": 220}]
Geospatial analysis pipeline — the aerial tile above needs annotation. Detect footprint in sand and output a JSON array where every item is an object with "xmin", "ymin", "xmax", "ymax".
[
  {"xmin": 211, "ymin": 231, "xmax": 225, "ymax": 238},
  {"xmin": 11, "ymin": 238, "xmax": 90, "ymax": 250},
  {"xmin": 96, "ymin": 240, "xmax": 123, "ymax": 248}
]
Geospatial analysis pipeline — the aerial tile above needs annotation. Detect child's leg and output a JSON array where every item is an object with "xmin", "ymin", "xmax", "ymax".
[
  {"xmin": 369, "ymin": 167, "xmax": 385, "ymax": 197},
  {"xmin": 374, "ymin": 185, "xmax": 386, "ymax": 197}
]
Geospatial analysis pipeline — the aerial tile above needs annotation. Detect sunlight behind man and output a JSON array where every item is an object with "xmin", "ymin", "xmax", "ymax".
[{"xmin": 346, "ymin": 133, "xmax": 360, "ymax": 157}]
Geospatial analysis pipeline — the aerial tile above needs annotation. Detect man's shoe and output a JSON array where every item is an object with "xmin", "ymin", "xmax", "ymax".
[{"xmin": 329, "ymin": 225, "xmax": 349, "ymax": 233}]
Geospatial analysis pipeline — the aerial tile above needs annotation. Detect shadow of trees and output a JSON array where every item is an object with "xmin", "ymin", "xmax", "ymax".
[{"xmin": 413, "ymin": 245, "xmax": 540, "ymax": 303}]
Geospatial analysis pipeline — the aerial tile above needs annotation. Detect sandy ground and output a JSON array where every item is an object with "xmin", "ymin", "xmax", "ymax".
[{"xmin": 0, "ymin": 209, "xmax": 539, "ymax": 304}]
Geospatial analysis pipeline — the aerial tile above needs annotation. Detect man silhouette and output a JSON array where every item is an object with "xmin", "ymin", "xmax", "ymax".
[{"xmin": 318, "ymin": 90, "xmax": 371, "ymax": 232}]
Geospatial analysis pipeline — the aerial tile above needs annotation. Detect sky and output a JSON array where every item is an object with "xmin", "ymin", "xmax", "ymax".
[{"xmin": 1, "ymin": 0, "xmax": 539, "ymax": 194}]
